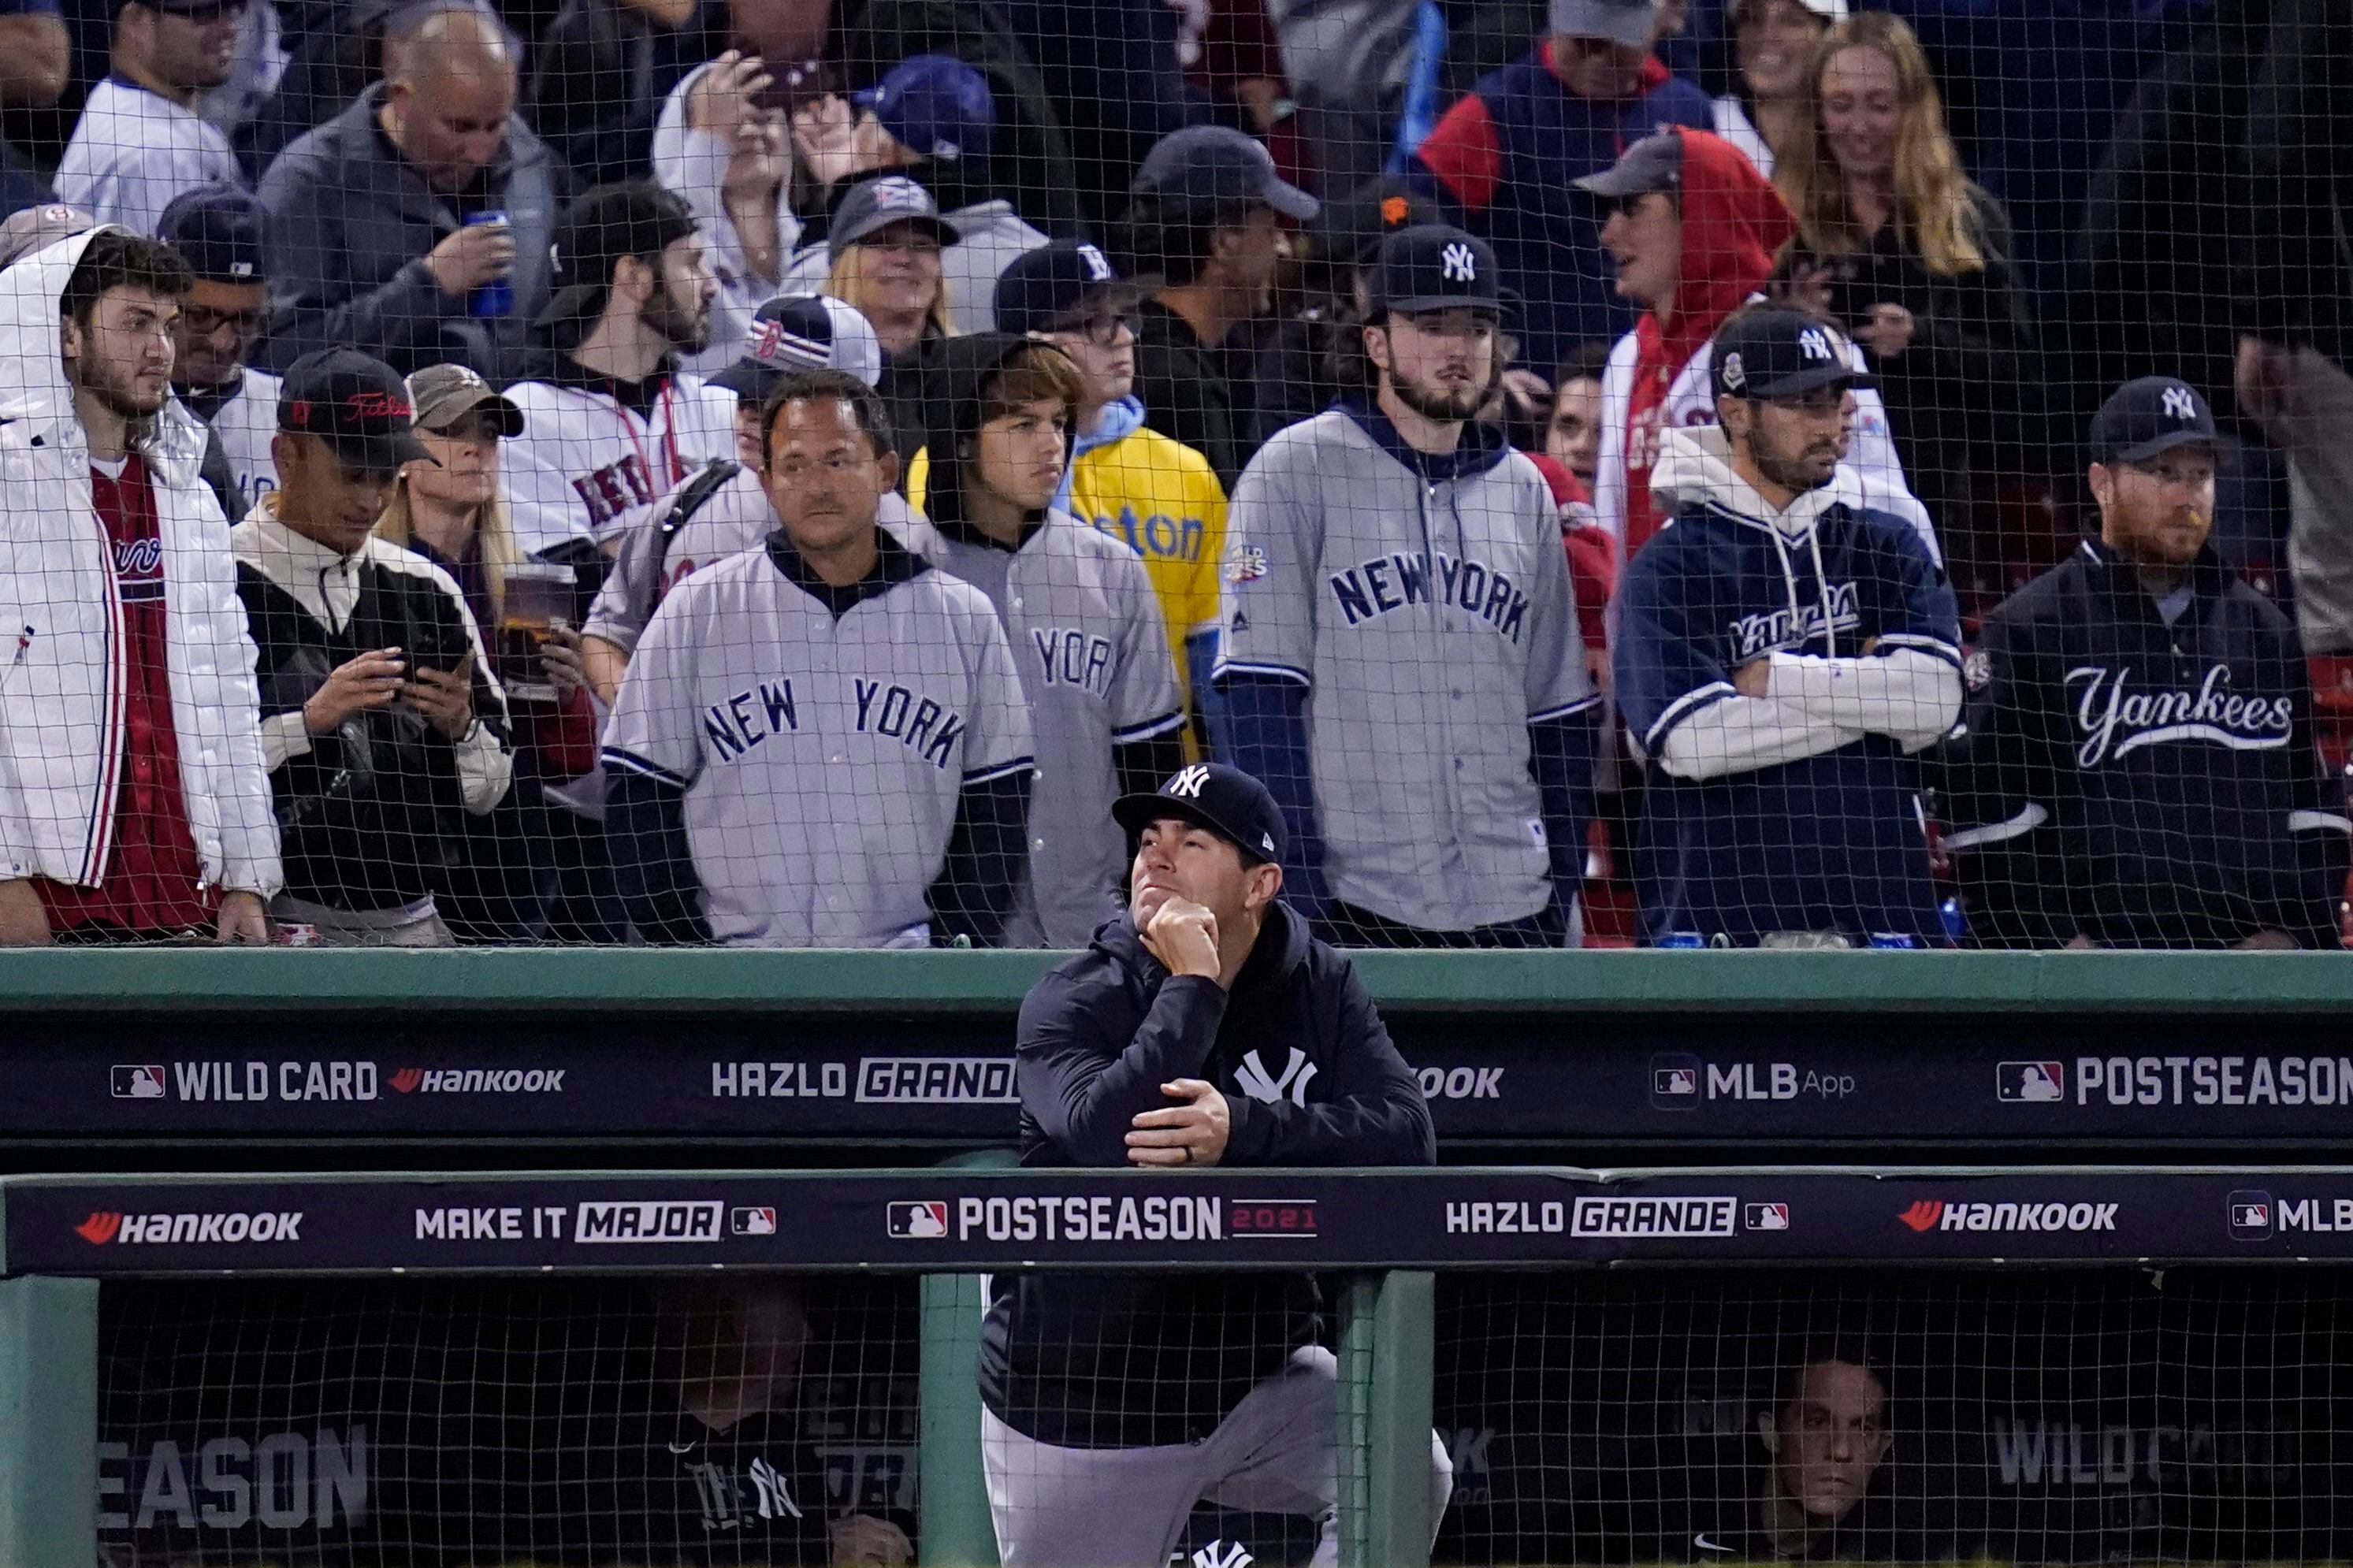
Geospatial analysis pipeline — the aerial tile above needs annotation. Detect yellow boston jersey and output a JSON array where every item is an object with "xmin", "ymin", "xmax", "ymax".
[{"xmin": 907, "ymin": 424, "xmax": 1229, "ymax": 703}]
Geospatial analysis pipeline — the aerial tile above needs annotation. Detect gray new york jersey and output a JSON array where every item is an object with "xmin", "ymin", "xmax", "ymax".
[
  {"xmin": 1214, "ymin": 412, "xmax": 1598, "ymax": 929},
  {"xmin": 584, "ymin": 462, "xmax": 935, "ymax": 656},
  {"xmin": 602, "ymin": 540, "xmax": 1033, "ymax": 947},
  {"xmin": 927, "ymin": 513, "xmax": 1184, "ymax": 947}
]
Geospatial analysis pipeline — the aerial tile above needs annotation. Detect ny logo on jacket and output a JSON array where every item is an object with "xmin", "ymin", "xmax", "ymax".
[{"xmin": 1234, "ymin": 1046, "xmax": 1318, "ymax": 1108}]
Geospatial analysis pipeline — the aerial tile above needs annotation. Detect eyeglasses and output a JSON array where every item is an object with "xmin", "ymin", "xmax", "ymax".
[
  {"xmin": 181, "ymin": 303, "xmax": 266, "ymax": 337},
  {"xmin": 1052, "ymin": 314, "xmax": 1138, "ymax": 348}
]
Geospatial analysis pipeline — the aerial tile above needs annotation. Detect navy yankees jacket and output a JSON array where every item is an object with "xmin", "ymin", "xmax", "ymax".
[
  {"xmin": 1612, "ymin": 428, "xmax": 1963, "ymax": 946},
  {"xmin": 976, "ymin": 900, "xmax": 1433, "ymax": 1448},
  {"xmin": 1939, "ymin": 538, "xmax": 2353, "ymax": 948}
]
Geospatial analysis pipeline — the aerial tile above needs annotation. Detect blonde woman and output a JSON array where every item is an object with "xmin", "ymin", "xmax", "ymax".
[
  {"xmin": 821, "ymin": 174, "xmax": 960, "ymax": 466},
  {"xmin": 1771, "ymin": 11, "xmax": 2035, "ymax": 535},
  {"xmin": 381, "ymin": 363, "xmax": 616, "ymax": 942}
]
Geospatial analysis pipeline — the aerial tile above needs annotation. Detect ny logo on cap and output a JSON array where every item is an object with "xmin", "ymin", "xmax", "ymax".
[
  {"xmin": 1165, "ymin": 764, "xmax": 1210, "ymax": 798},
  {"xmin": 873, "ymin": 177, "xmax": 928, "ymax": 210},
  {"xmin": 2163, "ymin": 385, "xmax": 2197, "ymax": 421},
  {"xmin": 1797, "ymin": 328, "xmax": 1834, "ymax": 362},
  {"xmin": 1078, "ymin": 243, "xmax": 1113, "ymax": 281},
  {"xmin": 1440, "ymin": 243, "xmax": 1478, "ymax": 284}
]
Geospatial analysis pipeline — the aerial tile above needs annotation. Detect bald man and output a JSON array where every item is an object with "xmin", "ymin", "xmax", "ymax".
[{"xmin": 258, "ymin": 4, "xmax": 569, "ymax": 376}]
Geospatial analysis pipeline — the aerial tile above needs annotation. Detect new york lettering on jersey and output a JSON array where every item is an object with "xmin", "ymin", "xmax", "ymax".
[
  {"xmin": 1325, "ymin": 549, "xmax": 1533, "ymax": 643},
  {"xmin": 698, "ymin": 674, "xmax": 968, "ymax": 768}
]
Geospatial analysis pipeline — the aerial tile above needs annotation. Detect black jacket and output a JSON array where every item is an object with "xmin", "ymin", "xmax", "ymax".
[
  {"xmin": 1939, "ymin": 537, "xmax": 2351, "ymax": 949},
  {"xmin": 1132, "ymin": 298, "xmax": 1253, "ymax": 491},
  {"xmin": 257, "ymin": 84, "xmax": 568, "ymax": 377},
  {"xmin": 232, "ymin": 515, "xmax": 514, "ymax": 914},
  {"xmin": 976, "ymin": 901, "xmax": 1433, "ymax": 1447}
]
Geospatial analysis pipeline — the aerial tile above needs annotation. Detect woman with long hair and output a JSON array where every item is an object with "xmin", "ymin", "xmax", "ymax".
[
  {"xmin": 1712, "ymin": 0, "xmax": 1845, "ymax": 179},
  {"xmin": 1771, "ymin": 11, "xmax": 2037, "ymax": 590},
  {"xmin": 823, "ymin": 174, "xmax": 960, "ymax": 467}
]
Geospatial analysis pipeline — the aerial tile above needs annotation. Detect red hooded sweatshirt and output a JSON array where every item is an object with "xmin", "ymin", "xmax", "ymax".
[{"xmin": 1618, "ymin": 128, "xmax": 1797, "ymax": 552}]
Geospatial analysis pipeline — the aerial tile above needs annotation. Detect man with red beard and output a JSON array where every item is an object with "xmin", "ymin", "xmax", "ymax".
[
  {"xmin": 0, "ymin": 229, "xmax": 280, "ymax": 944},
  {"xmin": 1581, "ymin": 128, "xmax": 1935, "ymax": 567}
]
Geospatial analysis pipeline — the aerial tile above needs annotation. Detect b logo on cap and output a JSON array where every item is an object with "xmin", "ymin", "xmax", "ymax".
[
  {"xmin": 2163, "ymin": 386, "xmax": 2197, "ymax": 421},
  {"xmin": 1166, "ymin": 765, "xmax": 1210, "ymax": 798},
  {"xmin": 1440, "ymin": 243, "xmax": 1477, "ymax": 284},
  {"xmin": 1797, "ymin": 328, "xmax": 1834, "ymax": 362},
  {"xmin": 1078, "ymin": 243, "xmax": 1113, "ymax": 281}
]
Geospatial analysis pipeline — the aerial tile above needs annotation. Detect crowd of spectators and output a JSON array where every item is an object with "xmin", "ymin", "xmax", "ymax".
[{"xmin": 0, "ymin": 0, "xmax": 2345, "ymax": 951}]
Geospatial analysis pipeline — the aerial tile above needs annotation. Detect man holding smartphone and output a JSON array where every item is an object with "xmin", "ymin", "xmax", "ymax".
[{"xmin": 230, "ymin": 347, "xmax": 515, "ymax": 945}]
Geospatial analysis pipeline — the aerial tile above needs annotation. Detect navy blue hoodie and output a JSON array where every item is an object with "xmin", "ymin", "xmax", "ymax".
[{"xmin": 976, "ymin": 899, "xmax": 1433, "ymax": 1447}]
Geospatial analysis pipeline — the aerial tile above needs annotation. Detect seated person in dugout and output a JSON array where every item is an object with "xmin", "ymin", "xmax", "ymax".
[{"xmin": 1611, "ymin": 1347, "xmax": 1896, "ymax": 1562}]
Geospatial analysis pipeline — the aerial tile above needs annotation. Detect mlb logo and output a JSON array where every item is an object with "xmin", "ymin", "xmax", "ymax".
[
  {"xmin": 1996, "ymin": 1061, "xmax": 2066, "ymax": 1103},
  {"xmin": 1650, "ymin": 1053, "xmax": 1701, "ymax": 1109},
  {"xmin": 1745, "ymin": 1202, "xmax": 1790, "ymax": 1232},
  {"xmin": 111, "ymin": 1065, "xmax": 167, "ymax": 1100},
  {"xmin": 730, "ymin": 1206, "xmax": 777, "ymax": 1236},
  {"xmin": 887, "ymin": 1201, "xmax": 949, "ymax": 1239},
  {"xmin": 2228, "ymin": 1190, "xmax": 2273, "ymax": 1239}
]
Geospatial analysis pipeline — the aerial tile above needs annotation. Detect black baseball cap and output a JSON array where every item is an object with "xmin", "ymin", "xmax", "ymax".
[
  {"xmin": 1366, "ymin": 224, "xmax": 1504, "ymax": 319},
  {"xmin": 534, "ymin": 180, "xmax": 699, "ymax": 329},
  {"xmin": 1572, "ymin": 129, "xmax": 1684, "ymax": 201},
  {"xmin": 992, "ymin": 240, "xmax": 1148, "ymax": 336},
  {"xmin": 1307, "ymin": 176, "xmax": 1442, "ymax": 271},
  {"xmin": 1711, "ymin": 307, "xmax": 1872, "ymax": 401},
  {"xmin": 1132, "ymin": 125, "xmax": 1318, "ymax": 221},
  {"xmin": 158, "ymin": 184, "xmax": 269, "ymax": 284},
  {"xmin": 277, "ymin": 347, "xmax": 433, "ymax": 472},
  {"xmin": 828, "ymin": 175, "xmax": 963, "ymax": 251},
  {"xmin": 2088, "ymin": 376, "xmax": 2228, "ymax": 465},
  {"xmin": 1113, "ymin": 763, "xmax": 1286, "ymax": 865}
]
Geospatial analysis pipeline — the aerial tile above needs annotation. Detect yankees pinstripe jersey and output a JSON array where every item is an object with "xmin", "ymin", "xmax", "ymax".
[
  {"xmin": 927, "ymin": 513, "xmax": 1184, "ymax": 946},
  {"xmin": 602, "ymin": 533, "xmax": 1034, "ymax": 947}
]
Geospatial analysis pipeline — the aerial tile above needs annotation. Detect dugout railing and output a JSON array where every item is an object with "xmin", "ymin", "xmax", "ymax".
[{"xmin": 9, "ymin": 1164, "xmax": 2353, "ymax": 1567}]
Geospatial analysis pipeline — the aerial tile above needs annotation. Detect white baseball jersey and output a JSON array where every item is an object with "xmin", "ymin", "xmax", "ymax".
[
  {"xmin": 502, "ymin": 366, "xmax": 737, "ymax": 558},
  {"xmin": 582, "ymin": 460, "xmax": 934, "ymax": 656},
  {"xmin": 601, "ymin": 533, "xmax": 1034, "ymax": 947},
  {"xmin": 55, "ymin": 78, "xmax": 245, "ymax": 237},
  {"xmin": 206, "ymin": 366, "xmax": 282, "ymax": 513},
  {"xmin": 926, "ymin": 515, "xmax": 1183, "ymax": 947}
]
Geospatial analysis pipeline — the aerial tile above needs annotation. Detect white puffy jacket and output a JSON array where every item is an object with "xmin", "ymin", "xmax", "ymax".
[{"xmin": 0, "ymin": 230, "xmax": 281, "ymax": 896}]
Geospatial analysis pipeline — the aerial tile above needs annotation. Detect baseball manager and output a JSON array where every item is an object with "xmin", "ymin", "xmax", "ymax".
[{"xmin": 976, "ymin": 761, "xmax": 1451, "ymax": 1567}]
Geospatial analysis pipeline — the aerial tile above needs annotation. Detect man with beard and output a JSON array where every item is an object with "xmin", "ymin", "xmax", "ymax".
[
  {"xmin": 0, "ymin": 228, "xmax": 279, "ymax": 945},
  {"xmin": 1214, "ymin": 225, "xmax": 1597, "ymax": 946},
  {"xmin": 1612, "ymin": 305, "xmax": 1961, "ymax": 946},
  {"xmin": 503, "ymin": 181, "xmax": 738, "ymax": 561},
  {"xmin": 1940, "ymin": 377, "xmax": 2351, "ymax": 949},
  {"xmin": 54, "ymin": 0, "xmax": 245, "ymax": 235}
]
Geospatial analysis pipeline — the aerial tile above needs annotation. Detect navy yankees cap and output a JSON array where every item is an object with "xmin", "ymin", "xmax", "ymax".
[
  {"xmin": 278, "ymin": 347, "xmax": 433, "ymax": 472},
  {"xmin": 535, "ymin": 180, "xmax": 699, "ymax": 329},
  {"xmin": 992, "ymin": 240, "xmax": 1148, "ymax": 336},
  {"xmin": 1366, "ymin": 224, "xmax": 1504, "ymax": 319},
  {"xmin": 828, "ymin": 175, "xmax": 964, "ymax": 252},
  {"xmin": 158, "ymin": 184, "xmax": 269, "ymax": 283},
  {"xmin": 1113, "ymin": 763, "xmax": 1286, "ymax": 866},
  {"xmin": 1711, "ymin": 307, "xmax": 1872, "ymax": 401},
  {"xmin": 853, "ymin": 53, "xmax": 995, "ymax": 162},
  {"xmin": 709, "ymin": 295, "xmax": 885, "ymax": 398},
  {"xmin": 2089, "ymin": 376, "xmax": 2226, "ymax": 465},
  {"xmin": 1132, "ymin": 125, "xmax": 1318, "ymax": 222}
]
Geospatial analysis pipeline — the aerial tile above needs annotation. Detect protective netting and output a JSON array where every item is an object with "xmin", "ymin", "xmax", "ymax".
[{"xmin": 0, "ymin": 0, "xmax": 2345, "ymax": 948}]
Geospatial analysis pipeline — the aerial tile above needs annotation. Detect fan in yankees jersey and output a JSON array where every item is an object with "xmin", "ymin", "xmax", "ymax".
[
  {"xmin": 581, "ymin": 293, "xmax": 932, "ymax": 707},
  {"xmin": 916, "ymin": 333, "xmax": 1186, "ymax": 947},
  {"xmin": 503, "ymin": 182, "xmax": 738, "ymax": 559},
  {"xmin": 600, "ymin": 368, "xmax": 1037, "ymax": 947},
  {"xmin": 539, "ymin": 1281, "xmax": 915, "ymax": 1566}
]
